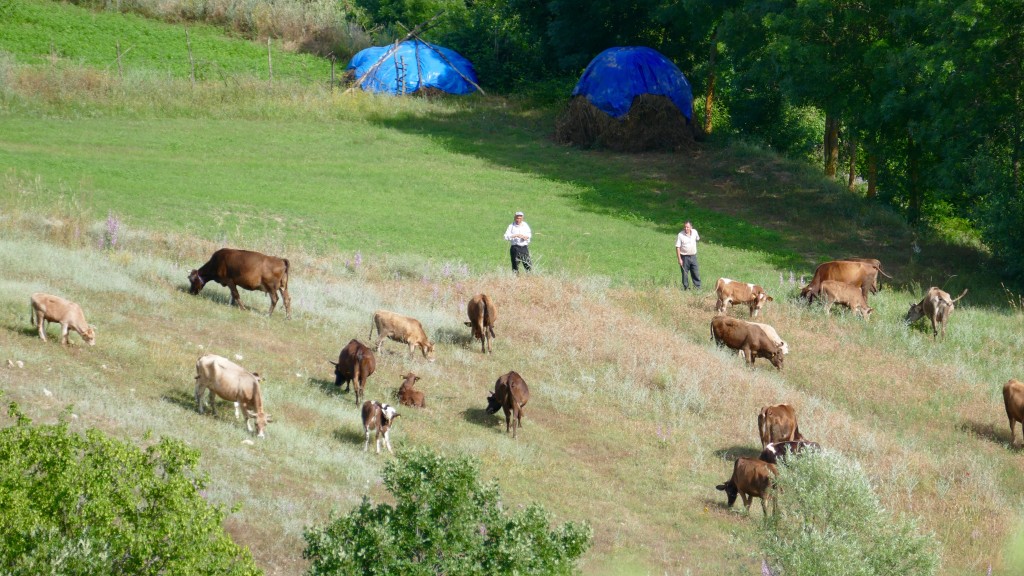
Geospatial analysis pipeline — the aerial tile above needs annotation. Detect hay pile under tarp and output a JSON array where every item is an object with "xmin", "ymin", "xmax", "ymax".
[{"xmin": 555, "ymin": 94, "xmax": 696, "ymax": 152}]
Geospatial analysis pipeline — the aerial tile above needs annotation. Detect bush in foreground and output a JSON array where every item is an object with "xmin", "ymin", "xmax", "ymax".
[
  {"xmin": 303, "ymin": 448, "xmax": 592, "ymax": 576},
  {"xmin": 760, "ymin": 450, "xmax": 939, "ymax": 576},
  {"xmin": 0, "ymin": 403, "xmax": 260, "ymax": 576}
]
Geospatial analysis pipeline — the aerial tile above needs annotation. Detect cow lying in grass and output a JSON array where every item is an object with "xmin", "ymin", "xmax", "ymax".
[
  {"xmin": 362, "ymin": 400, "xmax": 400, "ymax": 453},
  {"xmin": 397, "ymin": 372, "xmax": 425, "ymax": 408},
  {"xmin": 30, "ymin": 292, "xmax": 96, "ymax": 346},
  {"xmin": 194, "ymin": 354, "xmax": 269, "ymax": 438},
  {"xmin": 716, "ymin": 457, "xmax": 777, "ymax": 516},
  {"xmin": 905, "ymin": 287, "xmax": 968, "ymax": 340},
  {"xmin": 486, "ymin": 371, "xmax": 530, "ymax": 438},
  {"xmin": 369, "ymin": 310, "xmax": 436, "ymax": 361}
]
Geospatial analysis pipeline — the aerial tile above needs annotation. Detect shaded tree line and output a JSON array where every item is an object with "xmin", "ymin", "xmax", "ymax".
[{"xmin": 353, "ymin": 0, "xmax": 1024, "ymax": 280}]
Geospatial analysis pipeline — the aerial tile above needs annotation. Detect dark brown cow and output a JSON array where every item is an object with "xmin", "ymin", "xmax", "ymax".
[
  {"xmin": 188, "ymin": 248, "xmax": 291, "ymax": 317},
  {"xmin": 397, "ymin": 372, "xmax": 425, "ymax": 408},
  {"xmin": 464, "ymin": 293, "xmax": 497, "ymax": 353},
  {"xmin": 716, "ymin": 457, "xmax": 777, "ymax": 515},
  {"xmin": 329, "ymin": 339, "xmax": 376, "ymax": 405},
  {"xmin": 905, "ymin": 287, "xmax": 968, "ymax": 340},
  {"xmin": 800, "ymin": 260, "xmax": 883, "ymax": 304},
  {"xmin": 715, "ymin": 278, "xmax": 773, "ymax": 317},
  {"xmin": 361, "ymin": 400, "xmax": 400, "ymax": 453},
  {"xmin": 1003, "ymin": 379, "xmax": 1024, "ymax": 447},
  {"xmin": 486, "ymin": 371, "xmax": 530, "ymax": 438},
  {"xmin": 710, "ymin": 316, "xmax": 785, "ymax": 370},
  {"xmin": 758, "ymin": 440, "xmax": 821, "ymax": 464},
  {"xmin": 758, "ymin": 404, "xmax": 803, "ymax": 448}
]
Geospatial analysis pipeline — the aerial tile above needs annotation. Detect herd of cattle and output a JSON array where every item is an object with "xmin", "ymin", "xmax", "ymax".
[{"xmin": 24, "ymin": 248, "xmax": 1024, "ymax": 516}]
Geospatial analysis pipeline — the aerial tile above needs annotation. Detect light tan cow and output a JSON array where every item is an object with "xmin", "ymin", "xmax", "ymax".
[
  {"xmin": 30, "ymin": 292, "xmax": 96, "ymax": 346},
  {"xmin": 194, "ymin": 354, "xmax": 268, "ymax": 438},
  {"xmin": 905, "ymin": 287, "xmax": 968, "ymax": 340},
  {"xmin": 758, "ymin": 404, "xmax": 803, "ymax": 449},
  {"xmin": 369, "ymin": 310, "xmax": 435, "ymax": 361},
  {"xmin": 819, "ymin": 280, "xmax": 873, "ymax": 319},
  {"xmin": 715, "ymin": 278, "xmax": 773, "ymax": 317},
  {"xmin": 1003, "ymin": 379, "xmax": 1024, "ymax": 447}
]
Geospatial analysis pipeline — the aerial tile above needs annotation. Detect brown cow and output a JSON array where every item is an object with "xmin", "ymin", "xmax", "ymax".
[
  {"xmin": 30, "ymin": 293, "xmax": 96, "ymax": 346},
  {"xmin": 905, "ymin": 287, "xmax": 968, "ymax": 340},
  {"xmin": 188, "ymin": 248, "xmax": 291, "ymax": 317},
  {"xmin": 758, "ymin": 404, "xmax": 803, "ymax": 448},
  {"xmin": 800, "ymin": 260, "xmax": 883, "ymax": 304},
  {"xmin": 194, "ymin": 354, "xmax": 269, "ymax": 438},
  {"xmin": 710, "ymin": 316, "xmax": 785, "ymax": 370},
  {"xmin": 716, "ymin": 457, "xmax": 777, "ymax": 515},
  {"xmin": 397, "ymin": 372, "xmax": 425, "ymax": 408},
  {"xmin": 819, "ymin": 280, "xmax": 873, "ymax": 319},
  {"xmin": 1003, "ymin": 379, "xmax": 1024, "ymax": 447},
  {"xmin": 329, "ymin": 339, "xmax": 376, "ymax": 405},
  {"xmin": 486, "ymin": 371, "xmax": 530, "ymax": 438},
  {"xmin": 464, "ymin": 293, "xmax": 497, "ymax": 353},
  {"xmin": 715, "ymin": 278, "xmax": 774, "ymax": 317},
  {"xmin": 369, "ymin": 310, "xmax": 435, "ymax": 361},
  {"xmin": 362, "ymin": 400, "xmax": 400, "ymax": 453},
  {"xmin": 758, "ymin": 440, "xmax": 821, "ymax": 464}
]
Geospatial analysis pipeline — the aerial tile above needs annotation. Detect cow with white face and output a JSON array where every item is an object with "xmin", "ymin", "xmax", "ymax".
[
  {"xmin": 715, "ymin": 278, "xmax": 773, "ymax": 318},
  {"xmin": 362, "ymin": 400, "xmax": 400, "ymax": 453}
]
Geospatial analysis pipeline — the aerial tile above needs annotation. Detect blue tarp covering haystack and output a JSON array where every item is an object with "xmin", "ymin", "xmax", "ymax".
[
  {"xmin": 555, "ymin": 46, "xmax": 696, "ymax": 152},
  {"xmin": 572, "ymin": 46, "xmax": 693, "ymax": 120},
  {"xmin": 346, "ymin": 40, "xmax": 479, "ymax": 95}
]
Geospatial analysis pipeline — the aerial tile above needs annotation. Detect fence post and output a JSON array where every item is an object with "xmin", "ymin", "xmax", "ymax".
[
  {"xmin": 330, "ymin": 53, "xmax": 336, "ymax": 91},
  {"xmin": 267, "ymin": 38, "xmax": 273, "ymax": 86},
  {"xmin": 116, "ymin": 40, "xmax": 123, "ymax": 81},
  {"xmin": 185, "ymin": 28, "xmax": 195, "ymax": 87}
]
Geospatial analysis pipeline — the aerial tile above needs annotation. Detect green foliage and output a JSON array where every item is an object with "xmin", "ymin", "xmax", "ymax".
[
  {"xmin": 0, "ymin": 403, "xmax": 260, "ymax": 576},
  {"xmin": 303, "ymin": 448, "xmax": 591, "ymax": 576},
  {"xmin": 760, "ymin": 451, "xmax": 939, "ymax": 576}
]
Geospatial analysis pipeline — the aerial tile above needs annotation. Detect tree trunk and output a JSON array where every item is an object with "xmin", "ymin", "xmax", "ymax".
[
  {"xmin": 907, "ymin": 137, "xmax": 922, "ymax": 224},
  {"xmin": 1014, "ymin": 88, "xmax": 1022, "ymax": 194},
  {"xmin": 824, "ymin": 114, "xmax": 840, "ymax": 178},
  {"xmin": 703, "ymin": 29, "xmax": 718, "ymax": 135},
  {"xmin": 867, "ymin": 153, "xmax": 877, "ymax": 199},
  {"xmin": 847, "ymin": 136, "xmax": 857, "ymax": 191}
]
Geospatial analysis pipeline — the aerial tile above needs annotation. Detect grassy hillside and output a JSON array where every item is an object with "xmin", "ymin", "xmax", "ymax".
[{"xmin": 3, "ymin": 3, "xmax": 1024, "ymax": 575}]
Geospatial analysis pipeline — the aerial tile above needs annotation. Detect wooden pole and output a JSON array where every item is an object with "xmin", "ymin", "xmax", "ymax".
[
  {"xmin": 116, "ymin": 40, "xmax": 123, "ymax": 81},
  {"xmin": 186, "ymin": 28, "xmax": 195, "ymax": 87},
  {"xmin": 267, "ymin": 37, "xmax": 273, "ymax": 86},
  {"xmin": 405, "ymin": 29, "xmax": 486, "ymax": 96},
  {"xmin": 345, "ymin": 11, "xmax": 446, "ymax": 94},
  {"xmin": 330, "ymin": 54, "xmax": 336, "ymax": 91}
]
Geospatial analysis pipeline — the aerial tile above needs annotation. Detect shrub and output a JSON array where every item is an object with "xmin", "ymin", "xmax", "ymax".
[
  {"xmin": 0, "ymin": 403, "xmax": 260, "ymax": 576},
  {"xmin": 303, "ymin": 448, "xmax": 591, "ymax": 576},
  {"xmin": 759, "ymin": 451, "xmax": 939, "ymax": 576}
]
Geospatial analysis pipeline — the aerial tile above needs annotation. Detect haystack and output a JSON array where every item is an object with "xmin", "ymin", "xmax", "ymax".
[{"xmin": 555, "ymin": 94, "xmax": 695, "ymax": 152}]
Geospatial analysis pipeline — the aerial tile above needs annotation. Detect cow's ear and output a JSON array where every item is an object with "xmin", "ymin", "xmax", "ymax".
[
  {"xmin": 328, "ymin": 360, "xmax": 338, "ymax": 366},
  {"xmin": 252, "ymin": 372, "xmax": 260, "ymax": 378},
  {"xmin": 464, "ymin": 322, "xmax": 472, "ymax": 327},
  {"xmin": 415, "ymin": 375, "xmax": 421, "ymax": 382},
  {"xmin": 766, "ymin": 296, "xmax": 774, "ymax": 302}
]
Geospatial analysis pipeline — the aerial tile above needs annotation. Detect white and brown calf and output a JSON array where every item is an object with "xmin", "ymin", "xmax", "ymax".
[
  {"xmin": 30, "ymin": 292, "xmax": 96, "ymax": 346},
  {"xmin": 715, "ymin": 278, "xmax": 773, "ymax": 318}
]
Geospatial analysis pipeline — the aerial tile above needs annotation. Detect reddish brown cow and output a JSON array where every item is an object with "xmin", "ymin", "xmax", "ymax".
[
  {"xmin": 800, "ymin": 260, "xmax": 883, "ymax": 304},
  {"xmin": 710, "ymin": 316, "xmax": 785, "ymax": 370},
  {"xmin": 361, "ymin": 400, "xmax": 400, "ymax": 453},
  {"xmin": 397, "ymin": 372, "xmax": 425, "ymax": 408},
  {"xmin": 486, "ymin": 371, "xmax": 530, "ymax": 438},
  {"xmin": 758, "ymin": 404, "xmax": 803, "ymax": 448},
  {"xmin": 369, "ymin": 310, "xmax": 435, "ymax": 361},
  {"xmin": 464, "ymin": 293, "xmax": 497, "ymax": 353},
  {"xmin": 819, "ymin": 280, "xmax": 873, "ymax": 319},
  {"xmin": 716, "ymin": 457, "xmax": 778, "ymax": 515},
  {"xmin": 1004, "ymin": 379, "xmax": 1024, "ymax": 447},
  {"xmin": 905, "ymin": 287, "xmax": 968, "ymax": 340},
  {"xmin": 30, "ymin": 293, "xmax": 96, "ymax": 346},
  {"xmin": 329, "ymin": 339, "xmax": 376, "ymax": 405},
  {"xmin": 715, "ymin": 278, "xmax": 773, "ymax": 317},
  {"xmin": 188, "ymin": 248, "xmax": 291, "ymax": 317}
]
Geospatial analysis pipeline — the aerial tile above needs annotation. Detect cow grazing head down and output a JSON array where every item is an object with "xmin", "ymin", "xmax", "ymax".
[
  {"xmin": 187, "ymin": 248, "xmax": 291, "ymax": 317},
  {"xmin": 715, "ymin": 457, "xmax": 777, "ymax": 516},
  {"xmin": 486, "ymin": 371, "xmax": 530, "ymax": 438},
  {"xmin": 904, "ymin": 287, "xmax": 968, "ymax": 340},
  {"xmin": 187, "ymin": 269, "xmax": 206, "ymax": 295}
]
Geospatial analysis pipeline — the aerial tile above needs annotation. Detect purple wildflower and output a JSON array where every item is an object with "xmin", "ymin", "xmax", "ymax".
[{"xmin": 354, "ymin": 251, "xmax": 362, "ymax": 267}]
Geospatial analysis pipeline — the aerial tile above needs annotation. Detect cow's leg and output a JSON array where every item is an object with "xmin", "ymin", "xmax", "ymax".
[
  {"xmin": 35, "ymin": 313, "xmax": 47, "ymax": 342},
  {"xmin": 760, "ymin": 497, "xmax": 768, "ymax": 517},
  {"xmin": 1009, "ymin": 417, "xmax": 1018, "ymax": 447},
  {"xmin": 266, "ymin": 285, "xmax": 278, "ymax": 316},
  {"xmin": 741, "ymin": 492, "xmax": 752, "ymax": 511},
  {"xmin": 195, "ymin": 381, "xmax": 206, "ymax": 414},
  {"xmin": 60, "ymin": 322, "xmax": 71, "ymax": 346},
  {"xmin": 504, "ymin": 407, "xmax": 512, "ymax": 434},
  {"xmin": 281, "ymin": 287, "xmax": 291, "ymax": 319},
  {"xmin": 228, "ymin": 283, "xmax": 245, "ymax": 310},
  {"xmin": 233, "ymin": 401, "xmax": 242, "ymax": 420},
  {"xmin": 384, "ymin": 430, "xmax": 393, "ymax": 453},
  {"xmin": 364, "ymin": 427, "xmax": 371, "ymax": 451}
]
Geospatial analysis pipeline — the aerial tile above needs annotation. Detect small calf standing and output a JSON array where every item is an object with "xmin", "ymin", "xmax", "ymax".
[
  {"xmin": 397, "ymin": 372, "xmax": 425, "ymax": 408},
  {"xmin": 330, "ymin": 339, "xmax": 376, "ymax": 405},
  {"xmin": 362, "ymin": 400, "xmax": 400, "ymax": 453},
  {"xmin": 1004, "ymin": 379, "xmax": 1024, "ymax": 447},
  {"xmin": 715, "ymin": 278, "xmax": 773, "ymax": 318},
  {"xmin": 716, "ymin": 457, "xmax": 777, "ymax": 515},
  {"xmin": 905, "ymin": 287, "xmax": 968, "ymax": 340},
  {"xmin": 465, "ymin": 293, "xmax": 497, "ymax": 353},
  {"xmin": 819, "ymin": 280, "xmax": 873, "ymax": 319},
  {"xmin": 486, "ymin": 371, "xmax": 530, "ymax": 438},
  {"xmin": 30, "ymin": 293, "xmax": 96, "ymax": 346}
]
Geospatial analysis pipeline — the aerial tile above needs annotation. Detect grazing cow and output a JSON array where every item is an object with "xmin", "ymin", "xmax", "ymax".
[
  {"xmin": 369, "ymin": 310, "xmax": 435, "ymax": 361},
  {"xmin": 758, "ymin": 404, "xmax": 803, "ymax": 449},
  {"xmin": 747, "ymin": 322, "xmax": 790, "ymax": 356},
  {"xmin": 486, "ymin": 371, "xmax": 530, "ymax": 438},
  {"xmin": 29, "ymin": 293, "xmax": 96, "ymax": 346},
  {"xmin": 710, "ymin": 316, "xmax": 785, "ymax": 370},
  {"xmin": 819, "ymin": 280, "xmax": 873, "ymax": 319},
  {"xmin": 329, "ymin": 339, "xmax": 376, "ymax": 405},
  {"xmin": 362, "ymin": 400, "xmax": 400, "ymax": 453},
  {"xmin": 758, "ymin": 440, "xmax": 821, "ymax": 464},
  {"xmin": 905, "ymin": 287, "xmax": 968, "ymax": 340},
  {"xmin": 464, "ymin": 293, "xmax": 497, "ymax": 353},
  {"xmin": 716, "ymin": 457, "xmax": 778, "ymax": 515},
  {"xmin": 194, "ymin": 354, "xmax": 269, "ymax": 438},
  {"xmin": 841, "ymin": 258, "xmax": 892, "ymax": 286},
  {"xmin": 800, "ymin": 260, "xmax": 885, "ymax": 304},
  {"xmin": 397, "ymin": 372, "xmax": 425, "ymax": 408},
  {"xmin": 715, "ymin": 278, "xmax": 774, "ymax": 318},
  {"xmin": 1003, "ymin": 379, "xmax": 1024, "ymax": 447},
  {"xmin": 188, "ymin": 248, "xmax": 291, "ymax": 317}
]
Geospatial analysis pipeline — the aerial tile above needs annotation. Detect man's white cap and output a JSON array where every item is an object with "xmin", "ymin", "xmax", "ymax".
[{"xmin": 514, "ymin": 211, "xmax": 524, "ymax": 217}]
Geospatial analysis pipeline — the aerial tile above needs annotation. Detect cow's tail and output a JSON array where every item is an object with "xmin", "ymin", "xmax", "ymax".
[
  {"xmin": 876, "ymin": 265, "xmax": 893, "ymax": 279},
  {"xmin": 951, "ymin": 288, "xmax": 968, "ymax": 304},
  {"xmin": 368, "ymin": 315, "xmax": 377, "ymax": 340},
  {"xmin": 757, "ymin": 410, "xmax": 767, "ymax": 447},
  {"xmin": 281, "ymin": 258, "xmax": 290, "ymax": 291}
]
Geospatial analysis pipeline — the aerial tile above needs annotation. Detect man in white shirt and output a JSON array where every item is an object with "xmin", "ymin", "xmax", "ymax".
[
  {"xmin": 504, "ymin": 211, "xmax": 532, "ymax": 272},
  {"xmin": 675, "ymin": 221, "xmax": 700, "ymax": 289}
]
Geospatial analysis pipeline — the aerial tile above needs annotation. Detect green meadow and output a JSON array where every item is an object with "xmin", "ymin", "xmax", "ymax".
[{"xmin": 2, "ymin": 2, "xmax": 1024, "ymax": 575}]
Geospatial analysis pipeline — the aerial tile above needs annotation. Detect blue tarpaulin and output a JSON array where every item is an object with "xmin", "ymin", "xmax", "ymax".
[
  {"xmin": 346, "ymin": 40, "xmax": 478, "ymax": 95},
  {"xmin": 572, "ymin": 47, "xmax": 693, "ymax": 120}
]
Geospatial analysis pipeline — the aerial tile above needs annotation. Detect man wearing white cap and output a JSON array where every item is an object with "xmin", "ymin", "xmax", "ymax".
[{"xmin": 504, "ymin": 211, "xmax": 532, "ymax": 272}]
